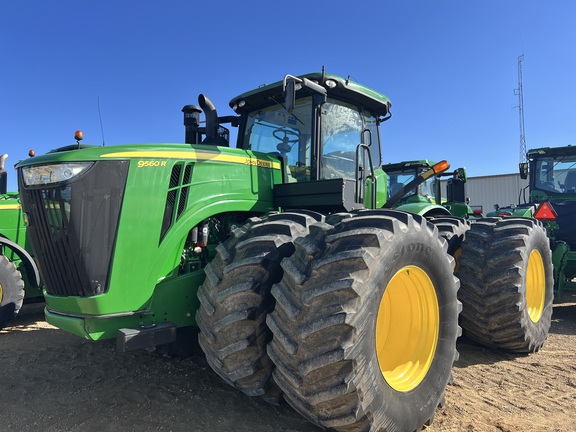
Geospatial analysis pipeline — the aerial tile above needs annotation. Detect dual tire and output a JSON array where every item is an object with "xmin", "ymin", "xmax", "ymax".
[{"xmin": 198, "ymin": 209, "xmax": 461, "ymax": 431}]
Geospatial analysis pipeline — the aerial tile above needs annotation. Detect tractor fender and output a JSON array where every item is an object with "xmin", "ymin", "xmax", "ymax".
[
  {"xmin": 486, "ymin": 206, "xmax": 535, "ymax": 218},
  {"xmin": 0, "ymin": 237, "xmax": 40, "ymax": 288},
  {"xmin": 395, "ymin": 202, "xmax": 451, "ymax": 217}
]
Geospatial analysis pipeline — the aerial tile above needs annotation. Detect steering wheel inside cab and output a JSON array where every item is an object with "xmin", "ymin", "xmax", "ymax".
[{"xmin": 273, "ymin": 128, "xmax": 299, "ymax": 156}]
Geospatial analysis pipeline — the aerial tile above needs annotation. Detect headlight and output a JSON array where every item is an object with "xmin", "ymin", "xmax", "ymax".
[{"xmin": 22, "ymin": 162, "xmax": 94, "ymax": 186}]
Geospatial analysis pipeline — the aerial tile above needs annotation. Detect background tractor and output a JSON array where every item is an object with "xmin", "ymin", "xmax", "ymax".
[
  {"xmin": 0, "ymin": 154, "xmax": 42, "ymax": 329},
  {"xmin": 383, "ymin": 159, "xmax": 474, "ymax": 218},
  {"xmin": 15, "ymin": 71, "xmax": 552, "ymax": 431},
  {"xmin": 487, "ymin": 145, "xmax": 576, "ymax": 302}
]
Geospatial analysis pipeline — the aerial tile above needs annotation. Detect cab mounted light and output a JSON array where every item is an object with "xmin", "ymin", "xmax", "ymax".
[
  {"xmin": 22, "ymin": 162, "xmax": 94, "ymax": 186},
  {"xmin": 432, "ymin": 160, "xmax": 450, "ymax": 176},
  {"xmin": 325, "ymin": 79, "xmax": 337, "ymax": 89},
  {"xmin": 420, "ymin": 160, "xmax": 451, "ymax": 182}
]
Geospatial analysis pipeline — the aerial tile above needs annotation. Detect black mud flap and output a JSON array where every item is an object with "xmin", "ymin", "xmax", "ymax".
[{"xmin": 117, "ymin": 322, "xmax": 177, "ymax": 352}]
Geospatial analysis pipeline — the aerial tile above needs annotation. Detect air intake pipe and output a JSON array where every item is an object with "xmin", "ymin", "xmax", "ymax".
[{"xmin": 182, "ymin": 104, "xmax": 202, "ymax": 144}]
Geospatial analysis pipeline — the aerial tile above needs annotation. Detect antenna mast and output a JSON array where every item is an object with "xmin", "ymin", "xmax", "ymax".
[
  {"xmin": 98, "ymin": 96, "xmax": 106, "ymax": 147},
  {"xmin": 514, "ymin": 54, "xmax": 526, "ymax": 164}
]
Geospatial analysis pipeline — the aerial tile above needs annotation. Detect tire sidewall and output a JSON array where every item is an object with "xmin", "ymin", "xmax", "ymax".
[{"xmin": 0, "ymin": 257, "xmax": 25, "ymax": 328}]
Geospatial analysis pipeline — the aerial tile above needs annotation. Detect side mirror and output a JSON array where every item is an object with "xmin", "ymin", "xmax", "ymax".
[
  {"xmin": 284, "ymin": 78, "xmax": 296, "ymax": 114},
  {"xmin": 283, "ymin": 74, "xmax": 327, "ymax": 114},
  {"xmin": 519, "ymin": 162, "xmax": 528, "ymax": 179},
  {"xmin": 455, "ymin": 167, "xmax": 467, "ymax": 183}
]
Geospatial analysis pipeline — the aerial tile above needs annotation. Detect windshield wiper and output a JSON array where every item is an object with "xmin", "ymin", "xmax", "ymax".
[{"xmin": 269, "ymin": 96, "xmax": 305, "ymax": 126}]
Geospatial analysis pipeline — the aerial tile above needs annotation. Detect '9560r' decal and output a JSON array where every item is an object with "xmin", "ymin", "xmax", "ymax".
[{"xmin": 137, "ymin": 160, "xmax": 167, "ymax": 168}]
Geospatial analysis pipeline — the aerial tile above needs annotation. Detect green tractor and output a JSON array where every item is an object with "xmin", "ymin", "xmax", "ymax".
[
  {"xmin": 487, "ymin": 145, "xmax": 576, "ymax": 302},
  {"xmin": 383, "ymin": 159, "xmax": 475, "ymax": 219},
  {"xmin": 15, "ymin": 72, "xmax": 552, "ymax": 431},
  {"xmin": 0, "ymin": 154, "xmax": 42, "ymax": 329}
]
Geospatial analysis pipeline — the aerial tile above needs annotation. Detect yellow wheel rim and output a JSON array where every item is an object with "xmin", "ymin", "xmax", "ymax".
[
  {"xmin": 526, "ymin": 249, "xmax": 545, "ymax": 323},
  {"xmin": 375, "ymin": 265, "xmax": 439, "ymax": 392},
  {"xmin": 453, "ymin": 247, "xmax": 462, "ymax": 273},
  {"xmin": 0, "ymin": 282, "xmax": 3, "ymax": 304}
]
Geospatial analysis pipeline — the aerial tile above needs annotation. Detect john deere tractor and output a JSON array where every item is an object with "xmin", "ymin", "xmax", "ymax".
[
  {"xmin": 383, "ymin": 159, "xmax": 474, "ymax": 219},
  {"xmin": 487, "ymin": 145, "xmax": 576, "ymax": 302},
  {"xmin": 0, "ymin": 154, "xmax": 42, "ymax": 329},
  {"xmin": 15, "ymin": 72, "xmax": 552, "ymax": 431}
]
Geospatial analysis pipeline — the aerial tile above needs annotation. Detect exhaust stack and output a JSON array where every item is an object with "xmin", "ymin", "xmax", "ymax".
[
  {"xmin": 198, "ymin": 94, "xmax": 222, "ymax": 145},
  {"xmin": 0, "ymin": 154, "xmax": 8, "ymax": 194}
]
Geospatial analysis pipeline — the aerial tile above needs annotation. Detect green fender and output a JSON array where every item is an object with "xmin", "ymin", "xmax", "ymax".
[
  {"xmin": 0, "ymin": 236, "xmax": 41, "ymax": 288},
  {"xmin": 395, "ymin": 202, "xmax": 452, "ymax": 217},
  {"xmin": 486, "ymin": 207, "xmax": 533, "ymax": 218}
]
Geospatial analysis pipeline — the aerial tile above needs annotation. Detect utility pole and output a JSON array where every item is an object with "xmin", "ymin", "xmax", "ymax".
[{"xmin": 514, "ymin": 54, "xmax": 526, "ymax": 164}]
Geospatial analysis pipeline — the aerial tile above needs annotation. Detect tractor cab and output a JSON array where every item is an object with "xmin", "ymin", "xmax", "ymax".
[
  {"xmin": 520, "ymin": 145, "xmax": 576, "ymax": 247},
  {"xmin": 521, "ymin": 146, "xmax": 576, "ymax": 202},
  {"xmin": 229, "ymin": 73, "xmax": 391, "ymax": 212}
]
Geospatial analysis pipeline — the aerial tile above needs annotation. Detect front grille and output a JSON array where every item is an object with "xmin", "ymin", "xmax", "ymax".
[{"xmin": 19, "ymin": 161, "xmax": 129, "ymax": 296}]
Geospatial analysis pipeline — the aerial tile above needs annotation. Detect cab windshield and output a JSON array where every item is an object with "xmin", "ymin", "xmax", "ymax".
[
  {"xmin": 387, "ymin": 167, "xmax": 437, "ymax": 203},
  {"xmin": 243, "ymin": 96, "xmax": 380, "ymax": 182},
  {"xmin": 534, "ymin": 156, "xmax": 576, "ymax": 195}
]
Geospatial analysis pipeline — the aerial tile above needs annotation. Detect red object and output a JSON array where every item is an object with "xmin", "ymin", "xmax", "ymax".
[{"xmin": 533, "ymin": 202, "xmax": 557, "ymax": 221}]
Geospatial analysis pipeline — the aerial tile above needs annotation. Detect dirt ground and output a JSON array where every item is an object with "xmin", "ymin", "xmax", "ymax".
[{"xmin": 1, "ymin": 300, "xmax": 575, "ymax": 432}]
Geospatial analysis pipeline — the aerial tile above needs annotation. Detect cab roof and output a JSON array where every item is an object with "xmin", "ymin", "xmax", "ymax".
[
  {"xmin": 383, "ymin": 160, "xmax": 436, "ymax": 171},
  {"xmin": 229, "ymin": 72, "xmax": 392, "ymax": 118},
  {"xmin": 527, "ymin": 145, "xmax": 576, "ymax": 158}
]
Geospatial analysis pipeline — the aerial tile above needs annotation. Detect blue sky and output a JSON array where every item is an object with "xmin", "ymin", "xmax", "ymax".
[{"xmin": 2, "ymin": 1, "xmax": 575, "ymax": 192}]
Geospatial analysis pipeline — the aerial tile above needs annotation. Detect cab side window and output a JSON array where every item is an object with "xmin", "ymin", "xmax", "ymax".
[{"xmin": 320, "ymin": 101, "xmax": 362, "ymax": 180}]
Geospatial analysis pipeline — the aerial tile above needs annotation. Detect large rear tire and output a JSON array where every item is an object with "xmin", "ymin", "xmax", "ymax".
[
  {"xmin": 267, "ymin": 209, "xmax": 461, "ymax": 431},
  {"xmin": 0, "ymin": 256, "xmax": 25, "ymax": 330},
  {"xmin": 456, "ymin": 217, "xmax": 553, "ymax": 352},
  {"xmin": 196, "ymin": 211, "xmax": 323, "ymax": 401}
]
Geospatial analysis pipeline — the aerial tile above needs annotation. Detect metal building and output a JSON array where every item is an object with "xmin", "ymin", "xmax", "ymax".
[{"xmin": 442, "ymin": 173, "xmax": 529, "ymax": 216}]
